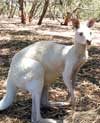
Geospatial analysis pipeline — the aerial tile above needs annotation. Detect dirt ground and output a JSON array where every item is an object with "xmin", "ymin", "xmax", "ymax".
[{"xmin": 0, "ymin": 17, "xmax": 100, "ymax": 123}]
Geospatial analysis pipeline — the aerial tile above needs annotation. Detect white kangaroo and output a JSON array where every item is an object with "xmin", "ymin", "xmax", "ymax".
[{"xmin": 0, "ymin": 19, "xmax": 95, "ymax": 123}]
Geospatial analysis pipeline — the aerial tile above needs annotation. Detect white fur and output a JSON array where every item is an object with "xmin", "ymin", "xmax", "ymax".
[
  {"xmin": 0, "ymin": 20, "xmax": 94, "ymax": 122},
  {"xmin": 75, "ymin": 24, "xmax": 93, "ymax": 45}
]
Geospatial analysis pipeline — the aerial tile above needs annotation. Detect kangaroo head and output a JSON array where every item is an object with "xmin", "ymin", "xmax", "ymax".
[{"xmin": 72, "ymin": 19, "xmax": 95, "ymax": 45}]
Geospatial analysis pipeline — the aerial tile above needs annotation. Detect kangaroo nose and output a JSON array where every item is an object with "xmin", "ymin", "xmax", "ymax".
[{"xmin": 86, "ymin": 40, "xmax": 91, "ymax": 45}]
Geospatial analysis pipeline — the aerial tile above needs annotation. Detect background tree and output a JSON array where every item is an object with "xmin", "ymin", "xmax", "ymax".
[
  {"xmin": 18, "ymin": 0, "xmax": 26, "ymax": 24},
  {"xmin": 28, "ymin": 0, "xmax": 41, "ymax": 22},
  {"xmin": 38, "ymin": 0, "xmax": 49, "ymax": 25},
  {"xmin": 0, "ymin": 0, "xmax": 100, "ymax": 24}
]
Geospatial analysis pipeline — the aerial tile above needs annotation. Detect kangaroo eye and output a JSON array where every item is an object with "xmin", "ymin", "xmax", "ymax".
[{"xmin": 79, "ymin": 32, "xmax": 83, "ymax": 36}]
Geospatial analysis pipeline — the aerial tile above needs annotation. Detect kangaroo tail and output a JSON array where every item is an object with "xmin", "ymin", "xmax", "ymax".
[{"xmin": 0, "ymin": 79, "xmax": 16, "ymax": 110}]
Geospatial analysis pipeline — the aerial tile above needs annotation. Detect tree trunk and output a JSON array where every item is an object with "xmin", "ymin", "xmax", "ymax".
[
  {"xmin": 28, "ymin": 0, "xmax": 37, "ymax": 22},
  {"xmin": 38, "ymin": 0, "xmax": 49, "ymax": 25},
  {"xmin": 19, "ymin": 0, "xmax": 26, "ymax": 24},
  {"xmin": 8, "ymin": 0, "xmax": 16, "ymax": 18},
  {"xmin": 0, "ymin": 8, "xmax": 3, "ymax": 15},
  {"xmin": 8, "ymin": 6, "xmax": 16, "ymax": 18}
]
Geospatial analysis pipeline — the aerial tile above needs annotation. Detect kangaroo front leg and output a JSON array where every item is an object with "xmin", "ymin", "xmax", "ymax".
[
  {"xmin": 63, "ymin": 68, "xmax": 75, "ymax": 109},
  {"xmin": 63, "ymin": 78, "xmax": 75, "ymax": 109},
  {"xmin": 71, "ymin": 60, "xmax": 85, "ymax": 88}
]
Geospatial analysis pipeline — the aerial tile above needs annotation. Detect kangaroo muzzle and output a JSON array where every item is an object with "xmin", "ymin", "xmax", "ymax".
[{"xmin": 86, "ymin": 40, "xmax": 91, "ymax": 45}]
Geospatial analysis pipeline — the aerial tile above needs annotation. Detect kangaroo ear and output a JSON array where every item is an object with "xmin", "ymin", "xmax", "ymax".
[
  {"xmin": 72, "ymin": 18, "xmax": 80, "ymax": 29},
  {"xmin": 87, "ymin": 19, "xmax": 95, "ymax": 28}
]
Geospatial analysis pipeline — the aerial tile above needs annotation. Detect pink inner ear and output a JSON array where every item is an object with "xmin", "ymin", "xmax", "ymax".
[
  {"xmin": 87, "ymin": 19, "xmax": 95, "ymax": 27},
  {"xmin": 72, "ymin": 19, "xmax": 80, "ymax": 29}
]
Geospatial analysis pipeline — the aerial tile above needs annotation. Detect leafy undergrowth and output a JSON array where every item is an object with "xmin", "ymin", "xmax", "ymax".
[{"xmin": 0, "ymin": 17, "xmax": 100, "ymax": 123}]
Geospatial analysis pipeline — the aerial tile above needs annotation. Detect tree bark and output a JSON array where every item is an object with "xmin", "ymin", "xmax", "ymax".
[
  {"xmin": 19, "ymin": 0, "xmax": 26, "ymax": 24},
  {"xmin": 38, "ymin": 0, "xmax": 49, "ymax": 25},
  {"xmin": 28, "ymin": 0, "xmax": 37, "ymax": 22},
  {"xmin": 8, "ymin": 0, "xmax": 17, "ymax": 18}
]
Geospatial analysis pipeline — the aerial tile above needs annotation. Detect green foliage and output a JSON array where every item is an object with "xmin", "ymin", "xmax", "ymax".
[
  {"xmin": 0, "ymin": 0, "xmax": 8, "ymax": 15},
  {"xmin": 79, "ymin": 0, "xmax": 100, "ymax": 19},
  {"xmin": 52, "ymin": 0, "xmax": 100, "ymax": 19},
  {"xmin": 0, "ymin": 0, "xmax": 100, "ymax": 19}
]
